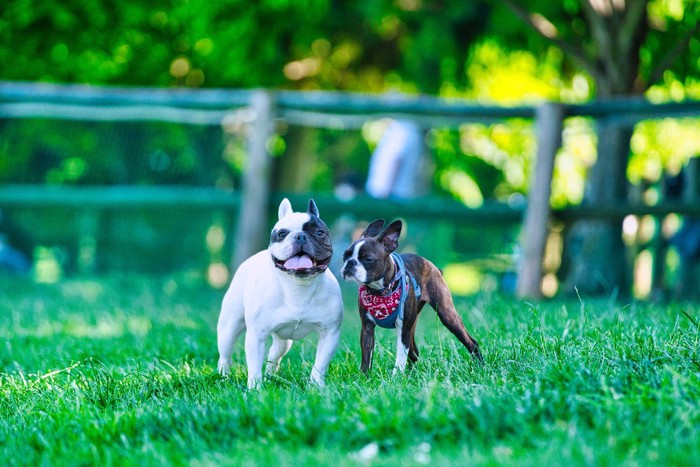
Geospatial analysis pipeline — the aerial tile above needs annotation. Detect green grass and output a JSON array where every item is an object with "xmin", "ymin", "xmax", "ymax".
[{"xmin": 1, "ymin": 274, "xmax": 699, "ymax": 466}]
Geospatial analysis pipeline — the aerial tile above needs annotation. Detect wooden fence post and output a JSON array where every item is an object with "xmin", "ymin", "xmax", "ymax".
[
  {"xmin": 516, "ymin": 102, "xmax": 564, "ymax": 298},
  {"xmin": 232, "ymin": 90, "xmax": 276, "ymax": 270}
]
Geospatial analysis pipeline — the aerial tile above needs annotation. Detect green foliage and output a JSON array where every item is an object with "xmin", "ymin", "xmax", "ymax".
[
  {"xmin": 489, "ymin": 0, "xmax": 700, "ymax": 96},
  {"xmin": 0, "ymin": 0, "xmax": 333, "ymax": 87},
  {"xmin": 628, "ymin": 117, "xmax": 700, "ymax": 183},
  {"xmin": 0, "ymin": 0, "xmax": 489, "ymax": 92},
  {"xmin": 1, "ymin": 276, "xmax": 699, "ymax": 464}
]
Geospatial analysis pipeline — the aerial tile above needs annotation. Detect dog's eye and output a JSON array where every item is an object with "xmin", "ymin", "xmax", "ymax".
[
  {"xmin": 315, "ymin": 229, "xmax": 326, "ymax": 237},
  {"xmin": 276, "ymin": 230, "xmax": 289, "ymax": 240},
  {"xmin": 362, "ymin": 257, "xmax": 374, "ymax": 263},
  {"xmin": 343, "ymin": 251, "xmax": 351, "ymax": 261}
]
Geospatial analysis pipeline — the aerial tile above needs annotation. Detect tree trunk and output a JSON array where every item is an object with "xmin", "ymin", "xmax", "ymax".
[
  {"xmin": 562, "ymin": 122, "xmax": 633, "ymax": 296},
  {"xmin": 557, "ymin": 1, "xmax": 647, "ymax": 296}
]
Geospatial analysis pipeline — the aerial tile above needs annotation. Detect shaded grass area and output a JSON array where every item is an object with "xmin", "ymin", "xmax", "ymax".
[{"xmin": 1, "ymin": 275, "xmax": 699, "ymax": 465}]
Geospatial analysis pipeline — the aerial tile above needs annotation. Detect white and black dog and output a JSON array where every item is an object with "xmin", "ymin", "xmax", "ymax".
[
  {"xmin": 342, "ymin": 219, "xmax": 482, "ymax": 374},
  {"xmin": 217, "ymin": 199, "xmax": 344, "ymax": 388}
]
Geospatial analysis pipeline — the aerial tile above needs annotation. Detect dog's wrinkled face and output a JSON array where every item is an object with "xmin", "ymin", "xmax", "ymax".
[
  {"xmin": 341, "ymin": 219, "xmax": 402, "ymax": 288},
  {"xmin": 269, "ymin": 198, "xmax": 333, "ymax": 278}
]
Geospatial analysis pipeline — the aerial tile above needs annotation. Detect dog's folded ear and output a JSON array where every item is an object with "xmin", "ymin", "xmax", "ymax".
[
  {"xmin": 360, "ymin": 219, "xmax": 385, "ymax": 239},
  {"xmin": 307, "ymin": 199, "xmax": 320, "ymax": 218},
  {"xmin": 278, "ymin": 198, "xmax": 293, "ymax": 220},
  {"xmin": 377, "ymin": 220, "xmax": 402, "ymax": 252}
]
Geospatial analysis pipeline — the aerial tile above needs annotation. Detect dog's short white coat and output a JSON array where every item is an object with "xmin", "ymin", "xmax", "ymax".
[{"xmin": 217, "ymin": 200, "xmax": 344, "ymax": 388}]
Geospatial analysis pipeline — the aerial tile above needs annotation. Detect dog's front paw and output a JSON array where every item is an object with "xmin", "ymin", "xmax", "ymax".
[
  {"xmin": 218, "ymin": 358, "xmax": 232, "ymax": 376},
  {"xmin": 309, "ymin": 377, "xmax": 326, "ymax": 388},
  {"xmin": 392, "ymin": 362, "xmax": 408, "ymax": 377},
  {"xmin": 310, "ymin": 367, "xmax": 326, "ymax": 388},
  {"xmin": 247, "ymin": 375, "xmax": 263, "ymax": 390},
  {"xmin": 265, "ymin": 362, "xmax": 280, "ymax": 376}
]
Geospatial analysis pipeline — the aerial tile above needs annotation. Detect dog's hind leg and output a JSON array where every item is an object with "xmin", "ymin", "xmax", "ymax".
[
  {"xmin": 432, "ymin": 293, "xmax": 483, "ymax": 361},
  {"xmin": 245, "ymin": 328, "xmax": 269, "ymax": 389},
  {"xmin": 217, "ymin": 320, "xmax": 245, "ymax": 376},
  {"xmin": 266, "ymin": 335, "xmax": 293, "ymax": 376},
  {"xmin": 217, "ymin": 291, "xmax": 246, "ymax": 376}
]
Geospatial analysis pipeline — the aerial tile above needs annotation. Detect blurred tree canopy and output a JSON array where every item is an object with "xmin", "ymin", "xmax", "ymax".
[
  {"xmin": 2, "ymin": 0, "xmax": 696, "ymax": 97},
  {"xmin": 499, "ymin": 0, "xmax": 700, "ymax": 97},
  {"xmin": 0, "ymin": 0, "xmax": 488, "ymax": 93}
]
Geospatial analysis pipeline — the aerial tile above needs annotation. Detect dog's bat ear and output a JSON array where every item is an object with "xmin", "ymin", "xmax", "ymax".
[
  {"xmin": 378, "ymin": 220, "xmax": 402, "ymax": 252},
  {"xmin": 360, "ymin": 219, "xmax": 385, "ymax": 239},
  {"xmin": 307, "ymin": 199, "xmax": 320, "ymax": 218},
  {"xmin": 278, "ymin": 198, "xmax": 293, "ymax": 220}
]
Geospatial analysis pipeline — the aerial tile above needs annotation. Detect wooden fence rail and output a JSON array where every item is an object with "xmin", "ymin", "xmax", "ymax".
[{"xmin": 1, "ymin": 81, "xmax": 699, "ymax": 296}]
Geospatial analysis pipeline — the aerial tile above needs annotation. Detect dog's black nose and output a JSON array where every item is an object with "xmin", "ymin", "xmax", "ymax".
[{"xmin": 295, "ymin": 232, "xmax": 307, "ymax": 244}]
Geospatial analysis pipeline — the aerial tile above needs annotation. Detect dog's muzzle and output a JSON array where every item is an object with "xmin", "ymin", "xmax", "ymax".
[{"xmin": 341, "ymin": 260, "xmax": 359, "ymax": 281}]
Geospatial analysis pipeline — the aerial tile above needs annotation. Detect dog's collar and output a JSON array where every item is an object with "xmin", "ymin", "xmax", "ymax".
[{"xmin": 364, "ymin": 257, "xmax": 400, "ymax": 296}]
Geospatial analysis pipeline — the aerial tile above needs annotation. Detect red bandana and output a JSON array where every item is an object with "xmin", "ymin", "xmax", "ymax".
[{"xmin": 359, "ymin": 285, "xmax": 401, "ymax": 320}]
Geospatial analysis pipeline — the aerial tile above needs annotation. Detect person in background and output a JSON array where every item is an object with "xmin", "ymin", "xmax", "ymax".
[{"xmin": 365, "ymin": 120, "xmax": 428, "ymax": 199}]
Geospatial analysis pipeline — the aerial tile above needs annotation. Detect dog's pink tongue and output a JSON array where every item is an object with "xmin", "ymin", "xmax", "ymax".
[{"xmin": 284, "ymin": 254, "xmax": 313, "ymax": 270}]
